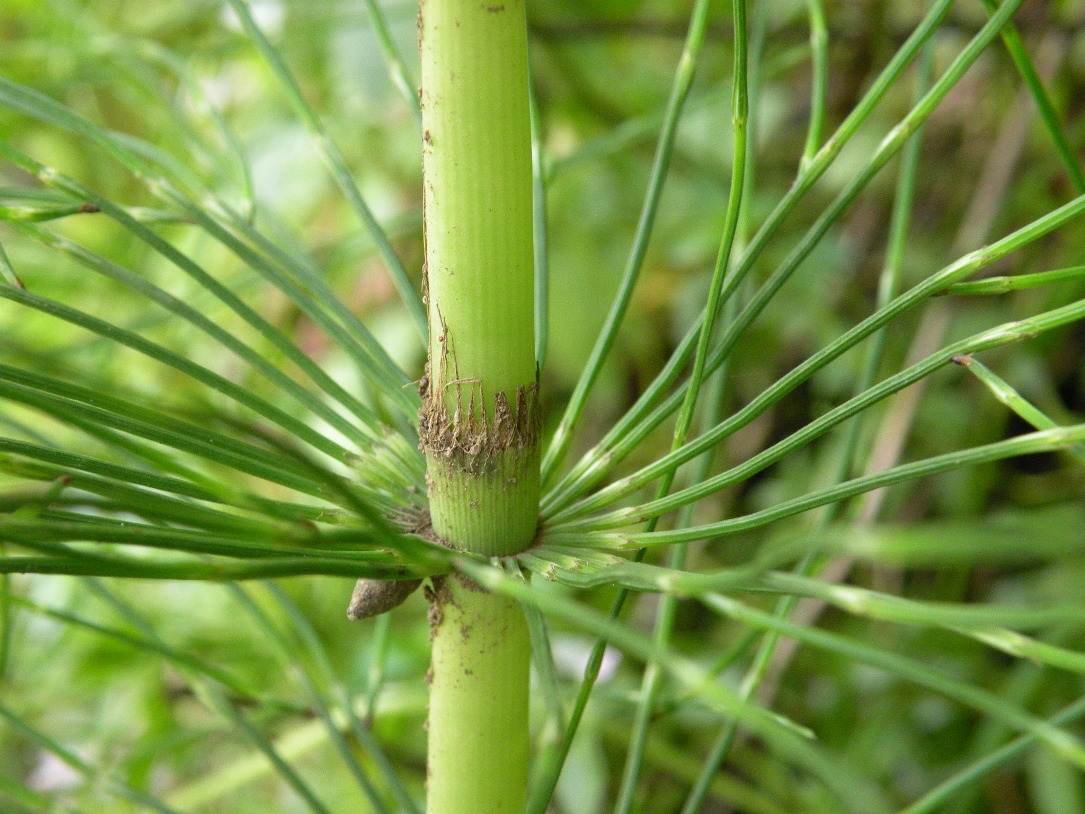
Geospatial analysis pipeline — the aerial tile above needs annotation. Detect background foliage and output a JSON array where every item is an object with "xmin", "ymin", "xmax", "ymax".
[{"xmin": 2, "ymin": 1, "xmax": 1085, "ymax": 812}]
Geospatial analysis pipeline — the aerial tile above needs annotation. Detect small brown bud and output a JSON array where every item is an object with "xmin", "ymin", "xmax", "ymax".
[{"xmin": 347, "ymin": 578, "xmax": 422, "ymax": 621}]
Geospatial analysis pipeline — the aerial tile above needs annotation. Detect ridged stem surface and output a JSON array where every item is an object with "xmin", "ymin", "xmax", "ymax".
[
  {"xmin": 427, "ymin": 575, "xmax": 531, "ymax": 814},
  {"xmin": 419, "ymin": 0, "xmax": 538, "ymax": 556},
  {"xmin": 419, "ymin": 2, "xmax": 537, "ymax": 813}
]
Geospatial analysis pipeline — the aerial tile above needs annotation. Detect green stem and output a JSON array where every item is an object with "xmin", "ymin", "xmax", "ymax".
[
  {"xmin": 418, "ymin": 2, "xmax": 538, "ymax": 812},
  {"xmin": 958, "ymin": 357, "xmax": 1085, "ymax": 467},
  {"xmin": 427, "ymin": 575, "xmax": 531, "ymax": 814},
  {"xmin": 801, "ymin": 0, "xmax": 827, "ymax": 169},
  {"xmin": 419, "ymin": 0, "xmax": 539, "ymax": 556}
]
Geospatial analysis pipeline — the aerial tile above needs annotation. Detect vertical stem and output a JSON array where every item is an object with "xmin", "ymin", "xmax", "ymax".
[
  {"xmin": 419, "ymin": 0, "xmax": 539, "ymax": 555},
  {"xmin": 427, "ymin": 575, "xmax": 531, "ymax": 814},
  {"xmin": 418, "ymin": 1, "xmax": 538, "ymax": 813}
]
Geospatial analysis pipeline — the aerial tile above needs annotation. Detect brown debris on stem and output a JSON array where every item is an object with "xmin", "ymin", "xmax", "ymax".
[{"xmin": 418, "ymin": 327, "xmax": 541, "ymax": 475}]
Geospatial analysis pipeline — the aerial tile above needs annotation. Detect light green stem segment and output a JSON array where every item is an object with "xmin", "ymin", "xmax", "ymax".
[
  {"xmin": 419, "ymin": 3, "xmax": 537, "ymax": 813},
  {"xmin": 427, "ymin": 575, "xmax": 531, "ymax": 814},
  {"xmin": 419, "ymin": 0, "xmax": 539, "ymax": 556},
  {"xmin": 421, "ymin": 0, "xmax": 535, "ymax": 398}
]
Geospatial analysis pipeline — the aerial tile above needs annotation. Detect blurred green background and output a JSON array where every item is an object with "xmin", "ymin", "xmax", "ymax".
[{"xmin": 2, "ymin": 1, "xmax": 1085, "ymax": 812}]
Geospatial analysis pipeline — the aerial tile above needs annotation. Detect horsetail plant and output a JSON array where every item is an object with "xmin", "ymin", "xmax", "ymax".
[
  {"xmin": 418, "ymin": 2, "xmax": 537, "ymax": 811},
  {"xmin": 2, "ymin": 1, "xmax": 1085, "ymax": 813}
]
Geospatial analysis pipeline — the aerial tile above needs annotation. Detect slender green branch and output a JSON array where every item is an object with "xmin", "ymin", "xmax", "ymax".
[
  {"xmin": 0, "ymin": 375, "xmax": 338, "ymax": 497},
  {"xmin": 956, "ymin": 356, "xmax": 1085, "ymax": 466},
  {"xmin": 704, "ymin": 593, "xmax": 1085, "ymax": 768},
  {"xmin": 521, "ymin": 593, "xmax": 563, "ymax": 746},
  {"xmin": 224, "ymin": 0, "xmax": 427, "ymax": 341},
  {"xmin": 463, "ymin": 559, "xmax": 893, "ymax": 813},
  {"xmin": 242, "ymin": 584, "xmax": 414, "ymax": 814},
  {"xmin": 0, "ymin": 453, "xmax": 344, "ymax": 527},
  {"xmin": 0, "ymin": 554, "xmax": 432, "ymax": 581},
  {"xmin": 0, "ymin": 702, "xmax": 182, "ymax": 814},
  {"xmin": 939, "ymin": 265, "xmax": 1085, "ymax": 295},
  {"xmin": 0, "ymin": 241, "xmax": 19, "ymax": 288},
  {"xmin": 979, "ymin": 0, "xmax": 1085, "ymax": 195},
  {"xmin": 0, "ymin": 517, "xmax": 389, "ymax": 562},
  {"xmin": 524, "ymin": 549, "xmax": 649, "ymax": 814},
  {"xmin": 900, "ymin": 694, "xmax": 1085, "ymax": 814},
  {"xmin": 612, "ymin": 3, "xmax": 748, "ymax": 808},
  {"xmin": 801, "ymin": 0, "xmax": 828, "ymax": 169},
  {"xmin": 361, "ymin": 0, "xmax": 422, "ymax": 127},
  {"xmin": 681, "ymin": 44, "xmax": 935, "ymax": 808},
  {"xmin": 540, "ymin": 0, "xmax": 714, "ymax": 485},
  {"xmin": 559, "ymin": 425, "xmax": 1085, "ymax": 548},
  {"xmin": 0, "ymin": 125, "xmax": 415, "ymax": 432},
  {"xmin": 550, "ymin": 191, "xmax": 1085, "ymax": 526},
  {"xmin": 539, "ymin": 0, "xmax": 958, "ymax": 516},
  {"xmin": 530, "ymin": 73, "xmax": 550, "ymax": 369},
  {"xmin": 13, "ymin": 592, "xmax": 298, "ymax": 713},
  {"xmin": 0, "ymin": 279, "xmax": 356, "ymax": 464}
]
